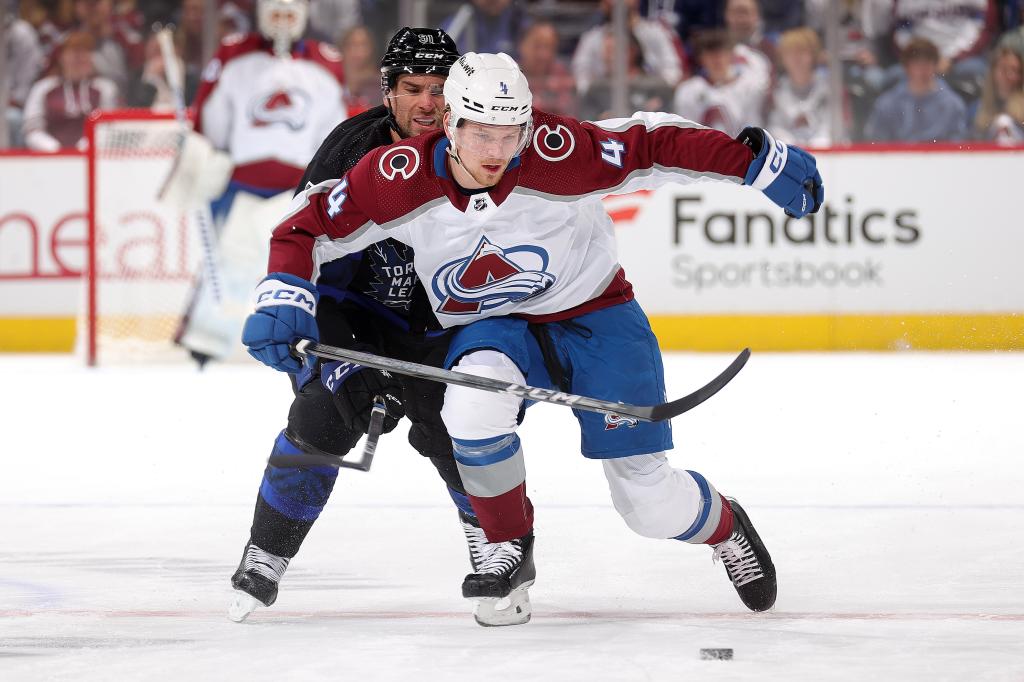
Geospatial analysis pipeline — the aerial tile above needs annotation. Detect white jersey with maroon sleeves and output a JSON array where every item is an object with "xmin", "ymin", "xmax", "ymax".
[
  {"xmin": 268, "ymin": 110, "xmax": 753, "ymax": 328},
  {"xmin": 193, "ymin": 33, "xmax": 348, "ymax": 191}
]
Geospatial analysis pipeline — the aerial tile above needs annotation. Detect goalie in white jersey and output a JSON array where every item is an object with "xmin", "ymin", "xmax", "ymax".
[
  {"xmin": 243, "ymin": 52, "xmax": 824, "ymax": 625},
  {"xmin": 166, "ymin": 0, "xmax": 348, "ymax": 366}
]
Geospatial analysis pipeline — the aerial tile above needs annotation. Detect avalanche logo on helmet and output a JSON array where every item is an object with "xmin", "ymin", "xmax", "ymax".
[{"xmin": 432, "ymin": 236, "xmax": 556, "ymax": 315}]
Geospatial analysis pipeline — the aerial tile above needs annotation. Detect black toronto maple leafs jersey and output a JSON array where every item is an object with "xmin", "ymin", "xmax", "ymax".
[{"xmin": 295, "ymin": 105, "xmax": 441, "ymax": 334}]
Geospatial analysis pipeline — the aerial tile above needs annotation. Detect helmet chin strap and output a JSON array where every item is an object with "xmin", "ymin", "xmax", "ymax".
[
  {"xmin": 444, "ymin": 118, "xmax": 465, "ymax": 167},
  {"xmin": 383, "ymin": 94, "xmax": 405, "ymax": 138}
]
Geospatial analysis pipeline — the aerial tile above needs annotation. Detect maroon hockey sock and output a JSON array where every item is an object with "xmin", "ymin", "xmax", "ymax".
[
  {"xmin": 468, "ymin": 483, "xmax": 535, "ymax": 542},
  {"xmin": 704, "ymin": 495, "xmax": 734, "ymax": 545}
]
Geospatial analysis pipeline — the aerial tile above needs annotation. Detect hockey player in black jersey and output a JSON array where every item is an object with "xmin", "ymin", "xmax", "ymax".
[{"xmin": 229, "ymin": 27, "xmax": 518, "ymax": 624}]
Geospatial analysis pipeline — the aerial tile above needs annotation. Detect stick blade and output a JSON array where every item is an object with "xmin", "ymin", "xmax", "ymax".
[{"xmin": 640, "ymin": 348, "xmax": 750, "ymax": 421}]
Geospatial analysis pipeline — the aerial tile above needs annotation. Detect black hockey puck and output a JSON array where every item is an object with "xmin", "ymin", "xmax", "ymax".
[{"xmin": 700, "ymin": 648, "xmax": 733, "ymax": 660}]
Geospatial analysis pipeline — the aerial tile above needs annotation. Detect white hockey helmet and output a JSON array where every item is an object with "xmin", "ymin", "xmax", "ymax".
[
  {"xmin": 444, "ymin": 52, "xmax": 534, "ymax": 158},
  {"xmin": 257, "ymin": 0, "xmax": 309, "ymax": 57}
]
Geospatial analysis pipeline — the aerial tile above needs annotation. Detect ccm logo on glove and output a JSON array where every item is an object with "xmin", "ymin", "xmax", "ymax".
[{"xmin": 254, "ymin": 280, "xmax": 317, "ymax": 314}]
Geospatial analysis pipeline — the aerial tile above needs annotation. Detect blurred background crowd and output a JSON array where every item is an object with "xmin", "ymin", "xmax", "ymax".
[{"xmin": 2, "ymin": 0, "xmax": 1024, "ymax": 151}]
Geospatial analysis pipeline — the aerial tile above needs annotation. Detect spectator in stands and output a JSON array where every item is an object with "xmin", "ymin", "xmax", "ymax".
[
  {"xmin": 21, "ymin": 31, "xmax": 119, "ymax": 151},
  {"xmin": 724, "ymin": 0, "xmax": 775, "ymax": 70},
  {"xmin": 578, "ymin": 28, "xmax": 674, "ymax": 120},
  {"xmin": 572, "ymin": 0, "xmax": 684, "ymax": 96},
  {"xmin": 123, "ymin": 29, "xmax": 188, "ymax": 110},
  {"xmin": 758, "ymin": 0, "xmax": 805, "ymax": 36},
  {"xmin": 517, "ymin": 21, "xmax": 578, "ymax": 117},
  {"xmin": 338, "ymin": 24, "xmax": 379, "ymax": 114},
  {"xmin": 974, "ymin": 44, "xmax": 1024, "ymax": 140},
  {"xmin": 806, "ymin": 0, "xmax": 888, "ymax": 140},
  {"xmin": 641, "ymin": 0, "xmax": 722, "ymax": 44},
  {"xmin": 307, "ymin": 0, "xmax": 360, "ymax": 44},
  {"xmin": 768, "ymin": 27, "xmax": 833, "ymax": 146},
  {"xmin": 4, "ymin": 3, "xmax": 46, "ymax": 147},
  {"xmin": 673, "ymin": 29, "xmax": 767, "ymax": 135},
  {"xmin": 175, "ymin": 0, "xmax": 252, "ymax": 105},
  {"xmin": 69, "ymin": 0, "xmax": 143, "ymax": 91},
  {"xmin": 862, "ymin": 0, "xmax": 997, "ymax": 100},
  {"xmin": 24, "ymin": 0, "xmax": 74, "ymax": 64},
  {"xmin": 999, "ymin": 9, "xmax": 1024, "ymax": 56},
  {"xmin": 442, "ymin": 0, "xmax": 527, "ymax": 56},
  {"xmin": 864, "ymin": 37, "xmax": 967, "ymax": 142}
]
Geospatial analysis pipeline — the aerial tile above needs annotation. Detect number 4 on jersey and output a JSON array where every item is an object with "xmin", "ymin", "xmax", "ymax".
[
  {"xmin": 600, "ymin": 139, "xmax": 626, "ymax": 168},
  {"xmin": 326, "ymin": 178, "xmax": 349, "ymax": 218}
]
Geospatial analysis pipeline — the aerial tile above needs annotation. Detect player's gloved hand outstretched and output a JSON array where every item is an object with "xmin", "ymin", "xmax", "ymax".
[
  {"xmin": 739, "ymin": 127, "xmax": 824, "ymax": 219},
  {"xmin": 321, "ymin": 352, "xmax": 405, "ymax": 434},
  {"xmin": 241, "ymin": 273, "xmax": 319, "ymax": 373}
]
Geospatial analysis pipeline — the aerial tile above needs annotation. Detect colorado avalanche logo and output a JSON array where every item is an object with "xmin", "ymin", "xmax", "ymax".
[
  {"xmin": 432, "ymin": 236, "xmax": 556, "ymax": 315},
  {"xmin": 604, "ymin": 413, "xmax": 640, "ymax": 430},
  {"xmin": 250, "ymin": 88, "xmax": 311, "ymax": 130},
  {"xmin": 379, "ymin": 146, "xmax": 420, "ymax": 180},
  {"xmin": 532, "ymin": 124, "xmax": 575, "ymax": 162}
]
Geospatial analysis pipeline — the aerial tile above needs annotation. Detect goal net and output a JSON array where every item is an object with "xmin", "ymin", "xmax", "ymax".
[{"xmin": 80, "ymin": 109, "xmax": 201, "ymax": 366}]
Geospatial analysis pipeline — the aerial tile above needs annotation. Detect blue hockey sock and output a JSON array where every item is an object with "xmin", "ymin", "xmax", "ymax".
[{"xmin": 259, "ymin": 431, "xmax": 339, "ymax": 522}]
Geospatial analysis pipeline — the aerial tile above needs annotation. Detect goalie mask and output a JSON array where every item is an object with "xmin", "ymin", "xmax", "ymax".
[
  {"xmin": 444, "ymin": 52, "xmax": 534, "ymax": 163},
  {"xmin": 257, "ymin": 0, "xmax": 309, "ymax": 57}
]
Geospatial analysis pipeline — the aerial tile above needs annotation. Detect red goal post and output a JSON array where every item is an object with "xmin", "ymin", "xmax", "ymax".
[{"xmin": 82, "ymin": 109, "xmax": 200, "ymax": 366}]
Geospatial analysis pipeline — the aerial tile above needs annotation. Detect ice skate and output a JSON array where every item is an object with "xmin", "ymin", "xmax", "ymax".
[
  {"xmin": 711, "ymin": 498, "xmax": 776, "ymax": 612},
  {"xmin": 459, "ymin": 512, "xmax": 535, "ymax": 627},
  {"xmin": 228, "ymin": 542, "xmax": 290, "ymax": 622}
]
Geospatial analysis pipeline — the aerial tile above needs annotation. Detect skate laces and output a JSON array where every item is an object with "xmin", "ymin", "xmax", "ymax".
[
  {"xmin": 459, "ymin": 514, "xmax": 525, "ymax": 576},
  {"xmin": 712, "ymin": 533, "xmax": 763, "ymax": 587},
  {"xmin": 242, "ymin": 544, "xmax": 290, "ymax": 583},
  {"xmin": 461, "ymin": 517, "xmax": 492, "ymax": 570},
  {"xmin": 476, "ymin": 539, "xmax": 524, "ymax": 576}
]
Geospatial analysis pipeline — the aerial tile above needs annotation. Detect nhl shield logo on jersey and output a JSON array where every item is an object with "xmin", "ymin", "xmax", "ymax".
[
  {"xmin": 250, "ymin": 88, "xmax": 312, "ymax": 130},
  {"xmin": 432, "ymin": 236, "xmax": 556, "ymax": 315},
  {"xmin": 604, "ymin": 413, "xmax": 640, "ymax": 430}
]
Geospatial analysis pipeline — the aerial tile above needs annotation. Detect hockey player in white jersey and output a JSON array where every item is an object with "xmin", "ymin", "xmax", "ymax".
[
  {"xmin": 168, "ymin": 0, "xmax": 348, "ymax": 366},
  {"xmin": 242, "ymin": 52, "xmax": 823, "ymax": 625}
]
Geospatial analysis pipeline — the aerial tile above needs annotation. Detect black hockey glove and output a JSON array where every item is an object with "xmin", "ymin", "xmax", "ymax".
[{"xmin": 320, "ymin": 352, "xmax": 405, "ymax": 434}]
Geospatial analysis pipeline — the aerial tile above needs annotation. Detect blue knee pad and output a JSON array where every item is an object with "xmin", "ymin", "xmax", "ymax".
[{"xmin": 259, "ymin": 431, "xmax": 340, "ymax": 522}]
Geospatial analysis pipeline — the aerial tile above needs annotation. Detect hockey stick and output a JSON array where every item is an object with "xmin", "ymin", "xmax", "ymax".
[
  {"xmin": 293, "ymin": 340, "xmax": 750, "ymax": 422},
  {"xmin": 267, "ymin": 399, "xmax": 387, "ymax": 471},
  {"xmin": 155, "ymin": 26, "xmax": 224, "ymax": 304}
]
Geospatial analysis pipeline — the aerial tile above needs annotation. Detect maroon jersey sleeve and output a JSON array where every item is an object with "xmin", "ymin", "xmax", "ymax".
[
  {"xmin": 266, "ymin": 133, "xmax": 445, "ymax": 279},
  {"xmin": 522, "ymin": 111, "xmax": 754, "ymax": 197},
  {"xmin": 267, "ymin": 157, "xmax": 379, "ymax": 279}
]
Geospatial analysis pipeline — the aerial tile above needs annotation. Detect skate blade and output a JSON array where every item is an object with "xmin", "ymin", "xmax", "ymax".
[
  {"xmin": 227, "ymin": 591, "xmax": 262, "ymax": 623},
  {"xmin": 472, "ymin": 580, "xmax": 534, "ymax": 627}
]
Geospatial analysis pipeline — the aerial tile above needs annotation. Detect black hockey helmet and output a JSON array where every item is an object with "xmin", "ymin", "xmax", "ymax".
[{"xmin": 380, "ymin": 27, "xmax": 460, "ymax": 93}]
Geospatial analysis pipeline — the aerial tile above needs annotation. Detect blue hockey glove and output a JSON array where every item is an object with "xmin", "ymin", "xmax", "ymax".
[
  {"xmin": 241, "ymin": 273, "xmax": 319, "ymax": 373},
  {"xmin": 321, "ymin": 354, "xmax": 405, "ymax": 434},
  {"xmin": 739, "ymin": 127, "xmax": 824, "ymax": 219}
]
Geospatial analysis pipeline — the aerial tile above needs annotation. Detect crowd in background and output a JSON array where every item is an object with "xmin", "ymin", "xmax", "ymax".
[{"xmin": 3, "ymin": 0, "xmax": 1024, "ymax": 151}]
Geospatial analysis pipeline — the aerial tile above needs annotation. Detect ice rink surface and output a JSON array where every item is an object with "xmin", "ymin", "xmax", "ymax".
[{"xmin": 2, "ymin": 351, "xmax": 1023, "ymax": 681}]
